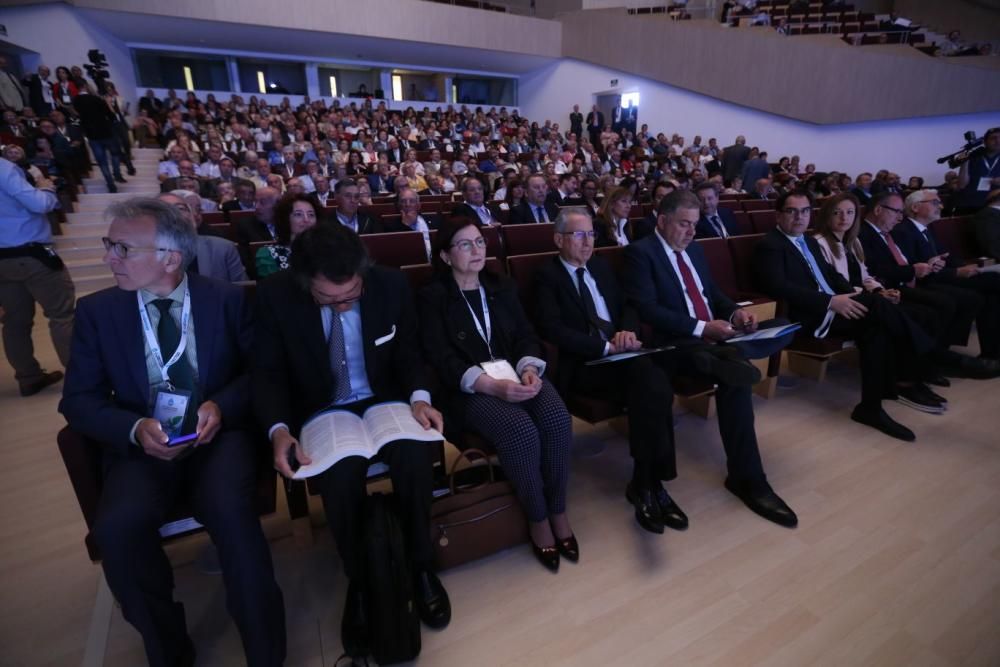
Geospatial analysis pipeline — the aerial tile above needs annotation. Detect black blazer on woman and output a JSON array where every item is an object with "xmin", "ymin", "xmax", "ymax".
[{"xmin": 418, "ymin": 270, "xmax": 543, "ymax": 420}]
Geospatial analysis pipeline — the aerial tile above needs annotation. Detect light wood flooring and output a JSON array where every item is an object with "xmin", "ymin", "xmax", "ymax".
[{"xmin": 2, "ymin": 322, "xmax": 999, "ymax": 667}]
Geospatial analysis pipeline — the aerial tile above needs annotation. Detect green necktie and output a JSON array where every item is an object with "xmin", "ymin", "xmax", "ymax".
[{"xmin": 153, "ymin": 299, "xmax": 197, "ymax": 432}]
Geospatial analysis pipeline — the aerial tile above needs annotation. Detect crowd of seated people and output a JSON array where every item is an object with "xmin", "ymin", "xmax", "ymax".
[{"xmin": 5, "ymin": 69, "xmax": 999, "ymax": 664}]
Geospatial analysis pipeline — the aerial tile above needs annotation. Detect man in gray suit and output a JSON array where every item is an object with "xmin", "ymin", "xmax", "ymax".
[
  {"xmin": 721, "ymin": 135, "xmax": 751, "ymax": 186},
  {"xmin": 160, "ymin": 192, "xmax": 249, "ymax": 282}
]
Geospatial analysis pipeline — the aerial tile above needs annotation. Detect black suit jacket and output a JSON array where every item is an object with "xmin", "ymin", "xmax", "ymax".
[
  {"xmin": 508, "ymin": 200, "xmax": 559, "ymax": 225},
  {"xmin": 335, "ymin": 212, "xmax": 384, "ymax": 235},
  {"xmin": 59, "ymin": 274, "xmax": 252, "ymax": 456},
  {"xmin": 972, "ymin": 206, "xmax": 1000, "ymax": 260},
  {"xmin": 383, "ymin": 213, "xmax": 442, "ymax": 233},
  {"xmin": 252, "ymin": 267, "xmax": 429, "ymax": 435},
  {"xmin": 891, "ymin": 218, "xmax": 959, "ymax": 280},
  {"xmin": 450, "ymin": 202, "xmax": 497, "ymax": 226},
  {"xmin": 533, "ymin": 255, "xmax": 638, "ymax": 391},
  {"xmin": 753, "ymin": 229, "xmax": 852, "ymax": 330},
  {"xmin": 237, "ymin": 216, "xmax": 276, "ymax": 245},
  {"xmin": 585, "ymin": 111, "xmax": 604, "ymax": 131},
  {"xmin": 417, "ymin": 271, "xmax": 542, "ymax": 398},
  {"xmin": 721, "ymin": 144, "xmax": 751, "ymax": 183},
  {"xmin": 545, "ymin": 190, "xmax": 584, "ymax": 211},
  {"xmin": 623, "ymin": 234, "xmax": 738, "ymax": 345},
  {"xmin": 695, "ymin": 208, "xmax": 740, "ymax": 239},
  {"xmin": 857, "ymin": 220, "xmax": 917, "ymax": 288}
]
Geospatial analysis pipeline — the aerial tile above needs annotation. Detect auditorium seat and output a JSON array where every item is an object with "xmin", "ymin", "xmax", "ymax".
[
  {"xmin": 202, "ymin": 211, "xmax": 225, "ymax": 225},
  {"xmin": 502, "ymin": 222, "xmax": 555, "ymax": 256},
  {"xmin": 742, "ymin": 200, "xmax": 774, "ymax": 212},
  {"xmin": 732, "ymin": 211, "xmax": 753, "ymax": 235},
  {"xmin": 932, "ymin": 216, "xmax": 979, "ymax": 261},
  {"xmin": 750, "ymin": 210, "xmax": 778, "ymax": 233},
  {"xmin": 361, "ymin": 231, "xmax": 428, "ymax": 267}
]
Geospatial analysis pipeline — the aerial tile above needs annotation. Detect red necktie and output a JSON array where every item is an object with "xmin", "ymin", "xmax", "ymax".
[
  {"xmin": 882, "ymin": 232, "xmax": 915, "ymax": 288},
  {"xmin": 674, "ymin": 251, "xmax": 711, "ymax": 321}
]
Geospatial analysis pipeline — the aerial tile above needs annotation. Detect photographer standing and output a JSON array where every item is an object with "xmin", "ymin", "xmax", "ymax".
[
  {"xmin": 0, "ymin": 156, "xmax": 75, "ymax": 396},
  {"xmin": 955, "ymin": 127, "xmax": 1000, "ymax": 214}
]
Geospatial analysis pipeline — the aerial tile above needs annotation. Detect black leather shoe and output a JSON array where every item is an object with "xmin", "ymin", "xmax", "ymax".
[
  {"xmin": 653, "ymin": 486, "xmax": 689, "ymax": 531},
  {"xmin": 724, "ymin": 478, "xmax": 798, "ymax": 528},
  {"xmin": 19, "ymin": 370, "xmax": 64, "ymax": 397},
  {"xmin": 114, "ymin": 175, "xmax": 128, "ymax": 183},
  {"xmin": 127, "ymin": 166, "xmax": 137, "ymax": 176},
  {"xmin": 918, "ymin": 383, "xmax": 947, "ymax": 405},
  {"xmin": 340, "ymin": 581, "xmax": 368, "ymax": 657},
  {"xmin": 555, "ymin": 534, "xmax": 579, "ymax": 562},
  {"xmin": 626, "ymin": 483, "xmax": 665, "ymax": 534},
  {"xmin": 924, "ymin": 374, "xmax": 950, "ymax": 388},
  {"xmin": 414, "ymin": 570, "xmax": 451, "ymax": 630},
  {"xmin": 531, "ymin": 540, "xmax": 560, "ymax": 572},
  {"xmin": 175, "ymin": 637, "xmax": 196, "ymax": 667},
  {"xmin": 850, "ymin": 404, "xmax": 916, "ymax": 442},
  {"xmin": 896, "ymin": 384, "xmax": 945, "ymax": 414}
]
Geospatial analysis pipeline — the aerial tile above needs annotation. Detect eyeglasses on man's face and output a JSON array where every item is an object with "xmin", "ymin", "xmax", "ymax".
[
  {"xmin": 781, "ymin": 207, "xmax": 812, "ymax": 218},
  {"xmin": 560, "ymin": 230, "xmax": 597, "ymax": 241},
  {"xmin": 102, "ymin": 237, "xmax": 175, "ymax": 259},
  {"xmin": 450, "ymin": 237, "xmax": 487, "ymax": 252}
]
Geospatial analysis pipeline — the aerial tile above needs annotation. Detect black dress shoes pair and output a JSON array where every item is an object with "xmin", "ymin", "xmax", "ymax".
[
  {"xmin": 626, "ymin": 483, "xmax": 689, "ymax": 534},
  {"xmin": 414, "ymin": 570, "xmax": 451, "ymax": 630},
  {"xmin": 850, "ymin": 404, "xmax": 915, "ymax": 442},
  {"xmin": 531, "ymin": 540, "xmax": 560, "ymax": 572},
  {"xmin": 724, "ymin": 478, "xmax": 798, "ymax": 528}
]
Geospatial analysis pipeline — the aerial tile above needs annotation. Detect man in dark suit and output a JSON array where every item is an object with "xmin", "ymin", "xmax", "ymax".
[
  {"xmin": 972, "ymin": 189, "xmax": 1000, "ymax": 260},
  {"xmin": 252, "ymin": 223, "xmax": 451, "ymax": 657},
  {"xmin": 450, "ymin": 175, "xmax": 499, "ymax": 226},
  {"xmin": 138, "ymin": 89, "xmax": 164, "ymax": 117},
  {"xmin": 509, "ymin": 174, "xmax": 560, "ymax": 225},
  {"xmin": 850, "ymin": 172, "xmax": 875, "ymax": 206},
  {"xmin": 721, "ymin": 135, "xmax": 751, "ymax": 186},
  {"xmin": 625, "ymin": 190, "xmax": 798, "ymax": 528},
  {"xmin": 59, "ymin": 198, "xmax": 285, "ymax": 667},
  {"xmin": 334, "ymin": 178, "xmax": 382, "ymax": 234},
  {"xmin": 383, "ymin": 187, "xmax": 441, "ymax": 236},
  {"xmin": 222, "ymin": 181, "xmax": 258, "ymax": 216},
  {"xmin": 309, "ymin": 174, "xmax": 335, "ymax": 209},
  {"xmin": 21, "ymin": 65, "xmax": 55, "ymax": 117},
  {"xmin": 755, "ymin": 191, "xmax": 938, "ymax": 442},
  {"xmin": 236, "ymin": 186, "xmax": 279, "ymax": 244},
  {"xmin": 892, "ymin": 189, "xmax": 1000, "ymax": 367},
  {"xmin": 585, "ymin": 105, "xmax": 604, "ymax": 147},
  {"xmin": 534, "ymin": 208, "xmax": 681, "ymax": 534},
  {"xmin": 366, "ymin": 162, "xmax": 395, "ymax": 195},
  {"xmin": 740, "ymin": 153, "xmax": 772, "ymax": 193},
  {"xmin": 694, "ymin": 182, "xmax": 740, "ymax": 238},
  {"xmin": 569, "ymin": 104, "xmax": 583, "ymax": 139},
  {"xmin": 545, "ymin": 172, "xmax": 584, "ymax": 210}
]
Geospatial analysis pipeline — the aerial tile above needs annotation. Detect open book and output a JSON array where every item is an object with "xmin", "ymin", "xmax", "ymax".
[
  {"xmin": 294, "ymin": 401, "xmax": 443, "ymax": 479},
  {"xmin": 726, "ymin": 322, "xmax": 801, "ymax": 343}
]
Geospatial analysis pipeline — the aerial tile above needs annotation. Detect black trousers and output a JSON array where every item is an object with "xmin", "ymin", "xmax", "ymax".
[
  {"xmin": 925, "ymin": 273, "xmax": 1000, "ymax": 358},
  {"xmin": 93, "ymin": 430, "xmax": 286, "ymax": 667},
  {"xmin": 313, "ymin": 398, "xmax": 436, "ymax": 582},
  {"xmin": 573, "ymin": 355, "xmax": 677, "ymax": 481}
]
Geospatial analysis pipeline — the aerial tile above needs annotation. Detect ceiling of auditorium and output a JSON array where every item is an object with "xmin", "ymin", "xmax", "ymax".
[{"xmin": 78, "ymin": 8, "xmax": 554, "ymax": 76}]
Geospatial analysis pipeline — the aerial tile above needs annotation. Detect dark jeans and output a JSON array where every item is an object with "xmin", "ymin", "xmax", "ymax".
[{"xmin": 88, "ymin": 136, "xmax": 122, "ymax": 185}]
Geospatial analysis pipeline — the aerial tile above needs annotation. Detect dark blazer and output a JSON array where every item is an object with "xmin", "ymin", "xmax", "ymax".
[
  {"xmin": 740, "ymin": 157, "xmax": 772, "ymax": 191},
  {"xmin": 721, "ymin": 143, "xmax": 751, "ymax": 183},
  {"xmin": 753, "ymin": 229, "xmax": 852, "ymax": 330},
  {"xmin": 623, "ymin": 234, "xmax": 738, "ymax": 345},
  {"xmin": 508, "ymin": 200, "xmax": 559, "ymax": 225},
  {"xmin": 252, "ymin": 267, "xmax": 428, "ymax": 435},
  {"xmin": 383, "ymin": 213, "xmax": 442, "ymax": 233},
  {"xmin": 850, "ymin": 187, "xmax": 874, "ymax": 206},
  {"xmin": 366, "ymin": 173, "xmax": 395, "ymax": 194},
  {"xmin": 222, "ymin": 200, "xmax": 256, "ymax": 215},
  {"xmin": 857, "ymin": 220, "xmax": 917, "ymax": 288},
  {"xmin": 335, "ymin": 211, "xmax": 383, "ymax": 235},
  {"xmin": 891, "ymin": 218, "xmax": 958, "ymax": 280},
  {"xmin": 545, "ymin": 190, "xmax": 584, "ymax": 211},
  {"xmin": 22, "ymin": 74, "xmax": 54, "ymax": 117},
  {"xmin": 972, "ymin": 206, "xmax": 1000, "ymax": 260},
  {"xmin": 533, "ymin": 255, "xmax": 638, "ymax": 391},
  {"xmin": 695, "ymin": 208, "xmax": 740, "ymax": 239},
  {"xmin": 450, "ymin": 202, "xmax": 497, "ymax": 226},
  {"xmin": 418, "ymin": 271, "xmax": 543, "ymax": 398},
  {"xmin": 59, "ymin": 274, "xmax": 252, "ymax": 456},
  {"xmin": 236, "ymin": 216, "xmax": 276, "ymax": 245}
]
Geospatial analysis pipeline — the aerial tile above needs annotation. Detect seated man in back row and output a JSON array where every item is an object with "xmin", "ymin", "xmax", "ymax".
[
  {"xmin": 623, "ymin": 190, "xmax": 798, "ymax": 528},
  {"xmin": 59, "ymin": 198, "xmax": 285, "ymax": 667}
]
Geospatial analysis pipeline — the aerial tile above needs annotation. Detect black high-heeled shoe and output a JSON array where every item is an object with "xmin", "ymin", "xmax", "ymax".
[
  {"xmin": 555, "ymin": 534, "xmax": 579, "ymax": 563},
  {"xmin": 531, "ymin": 540, "xmax": 560, "ymax": 572}
]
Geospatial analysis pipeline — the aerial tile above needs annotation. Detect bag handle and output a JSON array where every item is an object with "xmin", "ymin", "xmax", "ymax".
[{"xmin": 447, "ymin": 448, "xmax": 496, "ymax": 496}]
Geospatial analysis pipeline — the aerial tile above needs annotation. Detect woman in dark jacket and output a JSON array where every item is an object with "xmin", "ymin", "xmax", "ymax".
[{"xmin": 418, "ymin": 218, "xmax": 576, "ymax": 572}]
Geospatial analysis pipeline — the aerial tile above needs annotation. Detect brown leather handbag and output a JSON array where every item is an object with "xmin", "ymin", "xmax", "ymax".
[{"xmin": 429, "ymin": 449, "xmax": 529, "ymax": 570}]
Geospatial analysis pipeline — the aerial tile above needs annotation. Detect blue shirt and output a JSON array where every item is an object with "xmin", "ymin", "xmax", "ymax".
[
  {"xmin": 321, "ymin": 301, "xmax": 375, "ymax": 405},
  {"xmin": 0, "ymin": 158, "xmax": 58, "ymax": 247}
]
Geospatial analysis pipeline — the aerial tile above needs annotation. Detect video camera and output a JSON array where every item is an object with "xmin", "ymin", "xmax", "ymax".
[
  {"xmin": 83, "ymin": 49, "xmax": 110, "ymax": 94},
  {"xmin": 937, "ymin": 130, "xmax": 984, "ymax": 169}
]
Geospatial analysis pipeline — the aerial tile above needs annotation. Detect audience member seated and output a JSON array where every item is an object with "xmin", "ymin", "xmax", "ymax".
[
  {"xmin": 971, "ymin": 189, "xmax": 1000, "ymax": 261},
  {"xmin": 252, "ymin": 223, "xmax": 450, "ymax": 658},
  {"xmin": 534, "ymin": 208, "xmax": 682, "ymax": 534},
  {"xmin": 594, "ymin": 186, "xmax": 641, "ymax": 247},
  {"xmin": 59, "ymin": 197, "xmax": 286, "ymax": 667},
  {"xmin": 694, "ymin": 181, "xmax": 740, "ymax": 239},
  {"xmin": 309, "ymin": 174, "xmax": 334, "ymax": 208},
  {"xmin": 255, "ymin": 193, "xmax": 320, "ymax": 279},
  {"xmin": 418, "ymin": 219, "xmax": 576, "ymax": 572},
  {"xmin": 237, "ymin": 186, "xmax": 280, "ymax": 247},
  {"xmin": 509, "ymin": 173, "xmax": 559, "ymax": 225},
  {"xmin": 333, "ymin": 178, "xmax": 382, "ymax": 234},
  {"xmin": 160, "ymin": 191, "xmax": 248, "ymax": 283},
  {"xmin": 451, "ymin": 175, "xmax": 500, "ymax": 226}
]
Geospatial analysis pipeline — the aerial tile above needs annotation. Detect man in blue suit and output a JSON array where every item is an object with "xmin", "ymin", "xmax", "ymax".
[
  {"xmin": 694, "ymin": 182, "xmax": 741, "ymax": 238},
  {"xmin": 59, "ymin": 198, "xmax": 285, "ymax": 667},
  {"xmin": 624, "ymin": 190, "xmax": 797, "ymax": 528}
]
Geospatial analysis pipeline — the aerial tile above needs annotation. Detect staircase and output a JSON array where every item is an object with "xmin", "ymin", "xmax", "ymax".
[{"xmin": 56, "ymin": 147, "xmax": 163, "ymax": 296}]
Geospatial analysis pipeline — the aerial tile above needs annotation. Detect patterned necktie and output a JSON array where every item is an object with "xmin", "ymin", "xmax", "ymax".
[
  {"xmin": 795, "ymin": 236, "xmax": 835, "ymax": 295},
  {"xmin": 328, "ymin": 307, "xmax": 352, "ymax": 402},
  {"xmin": 672, "ymin": 251, "xmax": 712, "ymax": 321},
  {"xmin": 535, "ymin": 206, "xmax": 547, "ymax": 223}
]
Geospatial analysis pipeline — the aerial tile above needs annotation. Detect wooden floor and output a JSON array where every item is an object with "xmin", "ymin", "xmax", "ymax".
[{"xmin": 2, "ymin": 322, "xmax": 999, "ymax": 667}]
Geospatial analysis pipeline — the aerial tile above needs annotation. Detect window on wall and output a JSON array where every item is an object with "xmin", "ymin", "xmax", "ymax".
[
  {"xmin": 453, "ymin": 76, "xmax": 516, "ymax": 106},
  {"xmin": 133, "ymin": 51, "xmax": 229, "ymax": 91},
  {"xmin": 236, "ymin": 59, "xmax": 306, "ymax": 95},
  {"xmin": 318, "ymin": 66, "xmax": 375, "ymax": 98},
  {"xmin": 621, "ymin": 92, "xmax": 640, "ymax": 108}
]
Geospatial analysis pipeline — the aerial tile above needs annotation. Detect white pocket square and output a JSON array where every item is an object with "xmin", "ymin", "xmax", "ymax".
[{"xmin": 374, "ymin": 325, "xmax": 396, "ymax": 347}]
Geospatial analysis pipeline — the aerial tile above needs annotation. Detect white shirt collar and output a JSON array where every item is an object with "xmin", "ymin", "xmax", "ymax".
[{"xmin": 907, "ymin": 217, "xmax": 928, "ymax": 233}]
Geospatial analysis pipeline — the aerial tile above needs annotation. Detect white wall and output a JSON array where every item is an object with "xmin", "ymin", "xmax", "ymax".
[
  {"xmin": 519, "ymin": 58, "xmax": 1000, "ymax": 183},
  {"xmin": 0, "ymin": 3, "xmax": 137, "ymax": 110}
]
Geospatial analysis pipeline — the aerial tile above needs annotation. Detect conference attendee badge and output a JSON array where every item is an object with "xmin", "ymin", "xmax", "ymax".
[
  {"xmin": 979, "ymin": 177, "xmax": 993, "ymax": 192},
  {"xmin": 152, "ymin": 387, "xmax": 193, "ymax": 438},
  {"xmin": 480, "ymin": 359, "xmax": 521, "ymax": 383}
]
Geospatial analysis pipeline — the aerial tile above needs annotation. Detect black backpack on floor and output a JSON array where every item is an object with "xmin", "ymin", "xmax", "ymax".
[{"xmin": 364, "ymin": 493, "xmax": 421, "ymax": 665}]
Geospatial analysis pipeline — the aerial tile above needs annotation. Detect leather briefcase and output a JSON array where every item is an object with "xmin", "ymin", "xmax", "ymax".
[{"xmin": 429, "ymin": 449, "xmax": 528, "ymax": 570}]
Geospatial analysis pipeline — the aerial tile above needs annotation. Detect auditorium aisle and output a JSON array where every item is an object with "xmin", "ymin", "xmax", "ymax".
[{"xmin": 1, "ymin": 305, "xmax": 999, "ymax": 665}]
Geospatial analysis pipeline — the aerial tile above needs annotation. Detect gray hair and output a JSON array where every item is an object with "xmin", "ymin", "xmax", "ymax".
[
  {"xmin": 554, "ymin": 206, "xmax": 593, "ymax": 234},
  {"xmin": 170, "ymin": 188, "xmax": 201, "ymax": 209},
  {"xmin": 657, "ymin": 189, "xmax": 702, "ymax": 217},
  {"xmin": 904, "ymin": 189, "xmax": 938, "ymax": 215},
  {"xmin": 105, "ymin": 197, "xmax": 197, "ymax": 268}
]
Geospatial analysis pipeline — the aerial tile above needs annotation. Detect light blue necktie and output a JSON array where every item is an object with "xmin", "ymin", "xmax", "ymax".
[{"xmin": 795, "ymin": 236, "xmax": 835, "ymax": 295}]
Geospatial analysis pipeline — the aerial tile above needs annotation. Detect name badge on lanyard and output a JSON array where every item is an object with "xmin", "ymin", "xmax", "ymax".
[
  {"xmin": 461, "ymin": 286, "xmax": 520, "ymax": 383},
  {"xmin": 979, "ymin": 156, "xmax": 998, "ymax": 191},
  {"xmin": 138, "ymin": 288, "xmax": 194, "ymax": 437}
]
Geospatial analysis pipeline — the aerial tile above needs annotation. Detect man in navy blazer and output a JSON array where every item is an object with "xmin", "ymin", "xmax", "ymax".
[
  {"xmin": 533, "ymin": 208, "xmax": 681, "ymax": 535},
  {"xmin": 694, "ymin": 182, "xmax": 741, "ymax": 238},
  {"xmin": 59, "ymin": 198, "xmax": 285, "ymax": 667},
  {"xmin": 624, "ymin": 190, "xmax": 798, "ymax": 528},
  {"xmin": 891, "ymin": 189, "xmax": 1000, "ymax": 368},
  {"xmin": 509, "ymin": 174, "xmax": 560, "ymax": 225}
]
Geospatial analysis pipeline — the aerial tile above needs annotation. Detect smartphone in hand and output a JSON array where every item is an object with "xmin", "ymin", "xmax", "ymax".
[{"xmin": 167, "ymin": 432, "xmax": 198, "ymax": 447}]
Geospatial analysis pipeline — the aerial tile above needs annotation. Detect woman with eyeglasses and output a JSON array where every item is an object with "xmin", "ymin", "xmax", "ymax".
[
  {"xmin": 417, "ymin": 218, "xmax": 576, "ymax": 573},
  {"xmin": 255, "ymin": 194, "xmax": 320, "ymax": 279}
]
